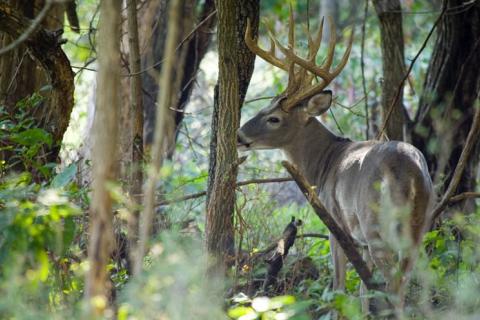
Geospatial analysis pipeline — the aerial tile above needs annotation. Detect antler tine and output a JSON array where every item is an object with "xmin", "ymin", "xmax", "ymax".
[
  {"xmin": 269, "ymin": 35, "xmax": 276, "ymax": 56},
  {"xmin": 283, "ymin": 26, "xmax": 354, "ymax": 108},
  {"xmin": 244, "ymin": 18, "xmax": 289, "ymax": 71},
  {"xmin": 308, "ymin": 17, "xmax": 324, "ymax": 62},
  {"xmin": 288, "ymin": 3, "xmax": 295, "ymax": 50},
  {"xmin": 277, "ymin": 45, "xmax": 332, "ymax": 80},
  {"xmin": 322, "ymin": 17, "xmax": 336, "ymax": 70},
  {"xmin": 244, "ymin": 9, "xmax": 353, "ymax": 112},
  {"xmin": 331, "ymin": 28, "xmax": 354, "ymax": 77}
]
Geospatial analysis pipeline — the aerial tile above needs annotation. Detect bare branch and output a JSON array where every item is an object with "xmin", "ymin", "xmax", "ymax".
[
  {"xmin": 157, "ymin": 177, "xmax": 293, "ymax": 206},
  {"xmin": 449, "ymin": 192, "xmax": 480, "ymax": 204}
]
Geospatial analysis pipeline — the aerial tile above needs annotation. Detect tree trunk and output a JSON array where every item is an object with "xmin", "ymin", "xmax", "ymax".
[
  {"xmin": 135, "ymin": 0, "xmax": 181, "ymax": 275},
  {"xmin": 0, "ymin": 1, "xmax": 73, "ymax": 173},
  {"xmin": 412, "ymin": 1, "xmax": 480, "ymax": 212},
  {"xmin": 84, "ymin": 0, "xmax": 121, "ymax": 313},
  {"xmin": 373, "ymin": 0, "xmax": 407, "ymax": 141},
  {"xmin": 141, "ymin": 0, "xmax": 216, "ymax": 158},
  {"xmin": 125, "ymin": 0, "xmax": 144, "ymax": 273},
  {"xmin": 206, "ymin": 0, "xmax": 259, "ymax": 273}
]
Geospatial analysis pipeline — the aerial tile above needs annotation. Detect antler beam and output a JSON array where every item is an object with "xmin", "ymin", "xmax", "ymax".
[{"xmin": 244, "ymin": 7, "xmax": 354, "ymax": 111}]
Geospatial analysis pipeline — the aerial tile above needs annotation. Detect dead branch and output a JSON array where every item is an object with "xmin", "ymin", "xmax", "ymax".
[
  {"xmin": 282, "ymin": 161, "xmax": 381, "ymax": 291},
  {"xmin": 449, "ymin": 192, "xmax": 480, "ymax": 204},
  {"xmin": 250, "ymin": 233, "xmax": 329, "ymax": 262},
  {"xmin": 263, "ymin": 217, "xmax": 302, "ymax": 291}
]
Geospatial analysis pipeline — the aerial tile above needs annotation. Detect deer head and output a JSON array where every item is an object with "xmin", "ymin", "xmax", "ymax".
[{"xmin": 237, "ymin": 9, "xmax": 353, "ymax": 151}]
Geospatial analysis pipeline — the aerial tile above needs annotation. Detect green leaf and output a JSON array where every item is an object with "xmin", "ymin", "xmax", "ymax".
[
  {"xmin": 51, "ymin": 164, "xmax": 77, "ymax": 188},
  {"xmin": 62, "ymin": 216, "xmax": 76, "ymax": 255},
  {"xmin": 227, "ymin": 306, "xmax": 256, "ymax": 319},
  {"xmin": 10, "ymin": 128, "xmax": 52, "ymax": 147}
]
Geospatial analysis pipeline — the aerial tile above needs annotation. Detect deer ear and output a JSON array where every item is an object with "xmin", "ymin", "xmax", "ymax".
[{"xmin": 305, "ymin": 91, "xmax": 332, "ymax": 116}]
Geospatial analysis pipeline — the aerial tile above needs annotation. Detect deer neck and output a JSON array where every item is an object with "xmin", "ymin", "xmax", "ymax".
[{"xmin": 283, "ymin": 118, "xmax": 349, "ymax": 185}]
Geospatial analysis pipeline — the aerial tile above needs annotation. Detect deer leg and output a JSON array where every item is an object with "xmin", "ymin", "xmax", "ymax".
[
  {"xmin": 366, "ymin": 233, "xmax": 406, "ymax": 314},
  {"xmin": 359, "ymin": 249, "xmax": 374, "ymax": 314},
  {"xmin": 330, "ymin": 233, "xmax": 347, "ymax": 291}
]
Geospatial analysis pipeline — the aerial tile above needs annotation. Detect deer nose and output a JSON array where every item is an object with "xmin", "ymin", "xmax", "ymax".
[
  {"xmin": 237, "ymin": 129, "xmax": 251, "ymax": 148},
  {"xmin": 237, "ymin": 134, "xmax": 243, "ymax": 145}
]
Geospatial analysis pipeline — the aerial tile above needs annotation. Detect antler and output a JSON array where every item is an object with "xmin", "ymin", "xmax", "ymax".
[{"xmin": 245, "ymin": 7, "xmax": 354, "ymax": 111}]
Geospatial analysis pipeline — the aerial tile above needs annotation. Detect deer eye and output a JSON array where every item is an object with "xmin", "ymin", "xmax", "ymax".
[{"xmin": 267, "ymin": 116, "xmax": 280, "ymax": 124}]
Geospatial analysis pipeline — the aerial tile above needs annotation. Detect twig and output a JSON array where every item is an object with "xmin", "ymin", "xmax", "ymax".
[
  {"xmin": 282, "ymin": 161, "xmax": 381, "ymax": 291},
  {"xmin": 376, "ymin": 1, "xmax": 447, "ymax": 140},
  {"xmin": 245, "ymin": 95, "xmax": 276, "ymax": 104},
  {"xmin": 329, "ymin": 108, "xmax": 344, "ymax": 135},
  {"xmin": 334, "ymin": 99, "xmax": 366, "ymax": 118},
  {"xmin": 157, "ymin": 177, "xmax": 293, "ymax": 206},
  {"xmin": 297, "ymin": 233, "xmax": 329, "ymax": 240}
]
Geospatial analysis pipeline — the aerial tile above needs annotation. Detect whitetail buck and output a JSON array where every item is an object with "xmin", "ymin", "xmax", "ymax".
[{"xmin": 237, "ymin": 12, "xmax": 434, "ymax": 312}]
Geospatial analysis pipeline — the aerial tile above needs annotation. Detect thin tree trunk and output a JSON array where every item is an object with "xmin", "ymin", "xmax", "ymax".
[
  {"xmin": 135, "ymin": 0, "xmax": 180, "ymax": 276},
  {"xmin": 126, "ymin": 0, "xmax": 144, "ymax": 273},
  {"xmin": 206, "ymin": 0, "xmax": 259, "ymax": 273},
  {"xmin": 373, "ymin": 0, "xmax": 407, "ymax": 141},
  {"xmin": 84, "ymin": 0, "xmax": 121, "ymax": 313},
  {"xmin": 141, "ymin": 0, "xmax": 216, "ymax": 158}
]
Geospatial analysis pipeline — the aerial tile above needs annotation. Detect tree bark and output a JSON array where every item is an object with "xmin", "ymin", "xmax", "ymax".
[
  {"xmin": 412, "ymin": 0, "xmax": 480, "ymax": 212},
  {"xmin": 0, "ymin": 1, "xmax": 73, "ymax": 169},
  {"xmin": 206, "ymin": 0, "xmax": 259, "ymax": 272},
  {"xmin": 125, "ymin": 0, "xmax": 144, "ymax": 273},
  {"xmin": 84, "ymin": 0, "xmax": 121, "ymax": 313},
  {"xmin": 135, "ymin": 0, "xmax": 181, "ymax": 275},
  {"xmin": 141, "ymin": 0, "xmax": 216, "ymax": 158},
  {"xmin": 373, "ymin": 0, "xmax": 407, "ymax": 141}
]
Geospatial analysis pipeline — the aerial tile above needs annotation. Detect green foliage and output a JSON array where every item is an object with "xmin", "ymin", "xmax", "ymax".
[
  {"xmin": 119, "ymin": 233, "xmax": 225, "ymax": 320},
  {"xmin": 0, "ymin": 170, "xmax": 83, "ymax": 318},
  {"xmin": 416, "ymin": 210, "xmax": 480, "ymax": 316},
  {"xmin": 0, "ymin": 93, "xmax": 54, "ymax": 178},
  {"xmin": 228, "ymin": 294, "xmax": 311, "ymax": 320}
]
